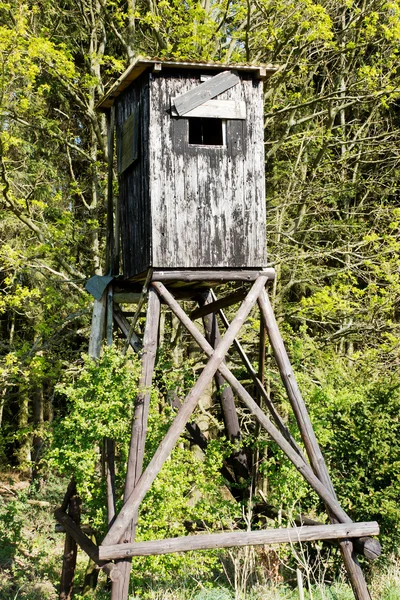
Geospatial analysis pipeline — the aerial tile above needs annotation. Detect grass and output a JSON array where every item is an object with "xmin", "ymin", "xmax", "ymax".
[{"xmin": 0, "ymin": 473, "xmax": 399, "ymax": 600}]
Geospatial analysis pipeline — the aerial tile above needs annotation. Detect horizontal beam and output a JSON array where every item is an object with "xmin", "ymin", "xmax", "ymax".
[
  {"xmin": 55, "ymin": 523, "xmax": 95, "ymax": 535},
  {"xmin": 150, "ymin": 268, "xmax": 276, "ymax": 283},
  {"xmin": 99, "ymin": 522, "xmax": 379, "ymax": 560},
  {"xmin": 190, "ymin": 290, "xmax": 247, "ymax": 320},
  {"xmin": 171, "ymin": 99, "xmax": 246, "ymax": 119},
  {"xmin": 113, "ymin": 292, "xmax": 141, "ymax": 304}
]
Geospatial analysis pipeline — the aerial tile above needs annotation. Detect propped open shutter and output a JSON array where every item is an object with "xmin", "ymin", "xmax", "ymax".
[
  {"xmin": 118, "ymin": 110, "xmax": 139, "ymax": 174},
  {"xmin": 173, "ymin": 70, "xmax": 240, "ymax": 116},
  {"xmin": 171, "ymin": 99, "xmax": 246, "ymax": 120}
]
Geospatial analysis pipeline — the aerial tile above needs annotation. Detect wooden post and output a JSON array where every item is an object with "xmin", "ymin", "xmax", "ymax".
[
  {"xmin": 102, "ymin": 275, "xmax": 268, "ymax": 547},
  {"xmin": 106, "ymin": 438, "xmax": 116, "ymax": 526},
  {"xmin": 251, "ymin": 315, "xmax": 267, "ymax": 496},
  {"xmin": 258, "ymin": 289, "xmax": 373, "ymax": 599},
  {"xmin": 106, "ymin": 286, "xmax": 114, "ymax": 346},
  {"xmin": 88, "ymin": 282, "xmax": 122, "ymax": 595},
  {"xmin": 297, "ymin": 569, "xmax": 305, "ymax": 600},
  {"xmin": 59, "ymin": 488, "xmax": 80, "ymax": 600},
  {"xmin": 118, "ymin": 288, "xmax": 161, "ymax": 600},
  {"xmin": 88, "ymin": 293, "xmax": 107, "ymax": 358},
  {"xmin": 200, "ymin": 291, "xmax": 249, "ymax": 478}
]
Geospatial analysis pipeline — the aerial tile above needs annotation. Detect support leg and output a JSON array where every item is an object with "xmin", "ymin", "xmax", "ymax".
[
  {"xmin": 59, "ymin": 485, "xmax": 80, "ymax": 600},
  {"xmin": 88, "ymin": 292, "xmax": 107, "ymax": 358},
  {"xmin": 200, "ymin": 291, "xmax": 249, "ymax": 478},
  {"xmin": 118, "ymin": 288, "xmax": 161, "ymax": 600},
  {"xmin": 106, "ymin": 438, "xmax": 116, "ymax": 526},
  {"xmin": 258, "ymin": 289, "xmax": 372, "ymax": 600}
]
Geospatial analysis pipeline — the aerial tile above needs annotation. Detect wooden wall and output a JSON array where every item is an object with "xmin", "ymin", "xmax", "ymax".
[
  {"xmin": 116, "ymin": 73, "xmax": 151, "ymax": 278},
  {"xmin": 149, "ymin": 69, "xmax": 266, "ymax": 270}
]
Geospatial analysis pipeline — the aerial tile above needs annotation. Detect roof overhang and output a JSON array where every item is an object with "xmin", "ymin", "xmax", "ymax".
[{"xmin": 96, "ymin": 56, "xmax": 278, "ymax": 111}]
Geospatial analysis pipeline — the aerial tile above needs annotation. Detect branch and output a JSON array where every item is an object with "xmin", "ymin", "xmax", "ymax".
[
  {"xmin": 28, "ymin": 262, "xmax": 86, "ymax": 294},
  {"xmin": 0, "ymin": 141, "xmax": 86, "ymax": 280},
  {"xmin": 0, "ymin": 148, "xmax": 46, "ymax": 243},
  {"xmin": 6, "ymin": 112, "xmax": 95, "ymax": 162}
]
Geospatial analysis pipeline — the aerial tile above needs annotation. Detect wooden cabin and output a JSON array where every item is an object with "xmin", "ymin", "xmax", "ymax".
[{"xmin": 97, "ymin": 58, "xmax": 276, "ymax": 279}]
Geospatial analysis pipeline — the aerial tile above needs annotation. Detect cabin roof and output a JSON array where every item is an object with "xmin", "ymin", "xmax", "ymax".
[{"xmin": 96, "ymin": 56, "xmax": 278, "ymax": 110}]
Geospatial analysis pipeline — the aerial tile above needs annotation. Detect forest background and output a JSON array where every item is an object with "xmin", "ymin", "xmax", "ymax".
[{"xmin": 0, "ymin": 0, "xmax": 400, "ymax": 598}]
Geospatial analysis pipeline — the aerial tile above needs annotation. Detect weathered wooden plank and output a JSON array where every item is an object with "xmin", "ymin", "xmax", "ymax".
[
  {"xmin": 113, "ymin": 292, "xmax": 142, "ymax": 304},
  {"xmin": 99, "ymin": 522, "xmax": 380, "ymax": 560},
  {"xmin": 151, "ymin": 269, "xmax": 276, "ymax": 282},
  {"xmin": 171, "ymin": 99, "xmax": 246, "ymax": 119},
  {"xmin": 102, "ymin": 275, "xmax": 268, "ymax": 547},
  {"xmin": 88, "ymin": 294, "xmax": 107, "ymax": 359},
  {"xmin": 54, "ymin": 509, "xmax": 122, "ymax": 582},
  {"xmin": 119, "ymin": 110, "xmax": 139, "ymax": 174},
  {"xmin": 173, "ymin": 71, "xmax": 239, "ymax": 116}
]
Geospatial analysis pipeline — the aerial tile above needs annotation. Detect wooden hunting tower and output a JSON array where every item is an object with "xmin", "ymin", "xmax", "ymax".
[
  {"xmin": 58, "ymin": 58, "xmax": 380, "ymax": 600},
  {"xmin": 98, "ymin": 59, "xmax": 276, "ymax": 278}
]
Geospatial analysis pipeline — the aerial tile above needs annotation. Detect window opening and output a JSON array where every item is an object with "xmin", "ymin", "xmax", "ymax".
[{"xmin": 188, "ymin": 118, "xmax": 227, "ymax": 146}]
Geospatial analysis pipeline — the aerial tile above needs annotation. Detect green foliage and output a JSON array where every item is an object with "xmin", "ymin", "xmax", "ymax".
[
  {"xmin": 49, "ymin": 347, "xmax": 140, "ymax": 518},
  {"xmin": 0, "ymin": 484, "xmax": 61, "ymax": 600},
  {"xmin": 309, "ymin": 369, "xmax": 400, "ymax": 549},
  {"xmin": 47, "ymin": 346, "xmax": 240, "ymax": 588}
]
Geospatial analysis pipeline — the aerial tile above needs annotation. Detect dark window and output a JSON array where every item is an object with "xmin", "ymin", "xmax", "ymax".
[{"xmin": 188, "ymin": 118, "xmax": 225, "ymax": 146}]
